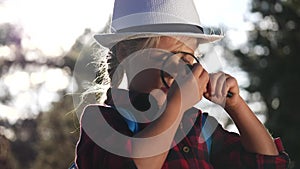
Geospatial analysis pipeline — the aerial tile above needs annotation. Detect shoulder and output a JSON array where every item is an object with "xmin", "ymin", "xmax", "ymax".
[
  {"xmin": 80, "ymin": 104, "xmax": 132, "ymax": 135},
  {"xmin": 81, "ymin": 104, "xmax": 122, "ymax": 122}
]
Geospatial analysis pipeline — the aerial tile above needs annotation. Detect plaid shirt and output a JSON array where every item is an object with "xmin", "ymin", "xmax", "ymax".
[{"xmin": 75, "ymin": 89, "xmax": 289, "ymax": 169}]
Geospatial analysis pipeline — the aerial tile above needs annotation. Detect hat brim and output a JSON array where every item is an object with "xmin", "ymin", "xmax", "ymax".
[{"xmin": 94, "ymin": 32, "xmax": 223, "ymax": 48}]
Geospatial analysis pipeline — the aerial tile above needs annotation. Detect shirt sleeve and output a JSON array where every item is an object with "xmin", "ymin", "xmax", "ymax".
[
  {"xmin": 209, "ymin": 116, "xmax": 290, "ymax": 169},
  {"xmin": 75, "ymin": 105, "xmax": 138, "ymax": 169}
]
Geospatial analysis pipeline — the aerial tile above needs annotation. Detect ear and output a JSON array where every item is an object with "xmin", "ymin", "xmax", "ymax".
[{"xmin": 115, "ymin": 42, "xmax": 127, "ymax": 63}]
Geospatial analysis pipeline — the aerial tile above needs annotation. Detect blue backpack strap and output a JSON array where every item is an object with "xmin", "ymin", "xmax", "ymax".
[
  {"xmin": 114, "ymin": 107, "xmax": 139, "ymax": 134},
  {"xmin": 201, "ymin": 113, "xmax": 212, "ymax": 155},
  {"xmin": 118, "ymin": 108, "xmax": 211, "ymax": 154},
  {"xmin": 68, "ymin": 162, "xmax": 77, "ymax": 169}
]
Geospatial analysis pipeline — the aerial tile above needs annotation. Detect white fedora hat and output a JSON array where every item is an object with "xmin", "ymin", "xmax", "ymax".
[{"xmin": 94, "ymin": 0, "xmax": 224, "ymax": 48}]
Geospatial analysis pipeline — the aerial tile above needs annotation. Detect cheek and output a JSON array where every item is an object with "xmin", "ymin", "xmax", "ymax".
[
  {"xmin": 131, "ymin": 69, "xmax": 162, "ymax": 86},
  {"xmin": 144, "ymin": 69, "xmax": 161, "ymax": 82}
]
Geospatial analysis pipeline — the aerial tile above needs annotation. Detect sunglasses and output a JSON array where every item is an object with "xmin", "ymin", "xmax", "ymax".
[{"xmin": 159, "ymin": 51, "xmax": 200, "ymax": 88}]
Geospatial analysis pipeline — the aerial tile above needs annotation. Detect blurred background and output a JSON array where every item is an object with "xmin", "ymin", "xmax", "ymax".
[{"xmin": 0, "ymin": 0, "xmax": 299, "ymax": 168}]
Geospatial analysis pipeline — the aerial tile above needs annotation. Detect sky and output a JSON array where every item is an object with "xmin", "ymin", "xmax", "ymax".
[
  {"xmin": 0, "ymin": 0, "xmax": 114, "ymax": 56},
  {"xmin": 0, "ymin": 0, "xmax": 253, "ymax": 125}
]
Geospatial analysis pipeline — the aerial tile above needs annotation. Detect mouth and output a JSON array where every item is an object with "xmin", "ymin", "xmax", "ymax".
[{"xmin": 160, "ymin": 87, "xmax": 169, "ymax": 94}]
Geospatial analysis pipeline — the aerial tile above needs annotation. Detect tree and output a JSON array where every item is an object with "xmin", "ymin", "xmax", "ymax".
[
  {"xmin": 10, "ymin": 119, "xmax": 39, "ymax": 168},
  {"xmin": 234, "ymin": 0, "xmax": 300, "ymax": 168},
  {"xmin": 0, "ymin": 20, "xmax": 109, "ymax": 168},
  {"xmin": 0, "ymin": 22, "xmax": 80, "ymax": 168},
  {"xmin": 0, "ymin": 135, "xmax": 16, "ymax": 169},
  {"xmin": 31, "ymin": 96, "xmax": 79, "ymax": 169}
]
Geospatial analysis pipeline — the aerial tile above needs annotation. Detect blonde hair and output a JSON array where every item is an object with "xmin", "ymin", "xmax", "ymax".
[
  {"xmin": 80, "ymin": 37, "xmax": 162, "ymax": 103},
  {"xmin": 89, "ymin": 36, "xmax": 198, "ymax": 103},
  {"xmin": 107, "ymin": 37, "xmax": 162, "ymax": 88}
]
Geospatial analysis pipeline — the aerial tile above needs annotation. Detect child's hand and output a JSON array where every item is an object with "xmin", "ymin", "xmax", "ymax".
[
  {"xmin": 167, "ymin": 63, "xmax": 209, "ymax": 111},
  {"xmin": 204, "ymin": 72, "xmax": 240, "ymax": 108}
]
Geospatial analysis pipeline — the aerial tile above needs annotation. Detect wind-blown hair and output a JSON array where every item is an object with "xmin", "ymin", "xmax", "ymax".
[{"xmin": 84, "ymin": 36, "xmax": 200, "ymax": 103}]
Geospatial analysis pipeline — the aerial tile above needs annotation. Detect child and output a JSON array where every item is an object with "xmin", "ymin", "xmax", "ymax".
[{"xmin": 74, "ymin": 0, "xmax": 290, "ymax": 168}]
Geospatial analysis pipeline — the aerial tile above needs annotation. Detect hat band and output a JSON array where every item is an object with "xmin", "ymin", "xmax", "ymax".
[{"xmin": 116, "ymin": 23, "xmax": 204, "ymax": 34}]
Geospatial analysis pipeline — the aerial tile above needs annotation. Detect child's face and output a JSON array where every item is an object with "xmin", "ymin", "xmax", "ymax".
[{"xmin": 124, "ymin": 36, "xmax": 198, "ymax": 96}]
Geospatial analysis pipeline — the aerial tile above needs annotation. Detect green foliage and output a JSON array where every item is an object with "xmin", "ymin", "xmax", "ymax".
[
  {"xmin": 31, "ymin": 96, "xmax": 79, "ymax": 169},
  {"xmin": 10, "ymin": 119, "xmax": 39, "ymax": 168},
  {"xmin": 0, "ymin": 22, "xmax": 84, "ymax": 168},
  {"xmin": 0, "ymin": 135, "xmax": 17, "ymax": 169},
  {"xmin": 234, "ymin": 0, "xmax": 300, "ymax": 168},
  {"xmin": 0, "ymin": 96, "xmax": 79, "ymax": 169},
  {"xmin": 1, "ymin": 1, "xmax": 298, "ymax": 167},
  {"xmin": 0, "ymin": 23, "xmax": 21, "ymax": 46},
  {"xmin": 0, "ymin": 19, "xmax": 109, "ymax": 167}
]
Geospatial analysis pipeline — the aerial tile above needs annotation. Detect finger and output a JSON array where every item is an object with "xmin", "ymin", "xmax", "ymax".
[
  {"xmin": 190, "ymin": 63, "xmax": 209, "ymax": 97},
  {"xmin": 226, "ymin": 77, "xmax": 239, "ymax": 95},
  {"xmin": 204, "ymin": 91, "xmax": 211, "ymax": 99},
  {"xmin": 199, "ymin": 69, "xmax": 209, "ymax": 94},
  {"xmin": 222, "ymin": 76, "xmax": 230, "ymax": 97},
  {"xmin": 194, "ymin": 64, "xmax": 209, "ymax": 82},
  {"xmin": 191, "ymin": 63, "xmax": 205, "ymax": 77},
  {"xmin": 208, "ymin": 72, "xmax": 223, "ymax": 96},
  {"xmin": 224, "ymin": 74, "xmax": 239, "ymax": 96},
  {"xmin": 215, "ymin": 72, "xmax": 227, "ymax": 97}
]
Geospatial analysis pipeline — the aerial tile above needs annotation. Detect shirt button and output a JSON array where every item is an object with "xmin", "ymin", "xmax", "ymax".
[{"xmin": 182, "ymin": 146, "xmax": 190, "ymax": 153}]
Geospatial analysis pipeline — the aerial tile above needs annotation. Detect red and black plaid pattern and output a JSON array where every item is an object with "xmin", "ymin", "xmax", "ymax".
[{"xmin": 75, "ymin": 89, "xmax": 290, "ymax": 169}]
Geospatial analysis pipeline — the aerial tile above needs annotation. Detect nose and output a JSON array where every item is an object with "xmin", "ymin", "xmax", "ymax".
[
  {"xmin": 160, "ymin": 63, "xmax": 194, "ymax": 89},
  {"xmin": 165, "ymin": 75, "xmax": 175, "ymax": 85},
  {"xmin": 160, "ymin": 70, "xmax": 175, "ymax": 89}
]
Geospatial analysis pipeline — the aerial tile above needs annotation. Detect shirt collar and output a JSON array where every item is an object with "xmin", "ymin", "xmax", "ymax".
[
  {"xmin": 104, "ymin": 88, "xmax": 201, "ymax": 124},
  {"xmin": 104, "ymin": 88, "xmax": 160, "ymax": 121}
]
